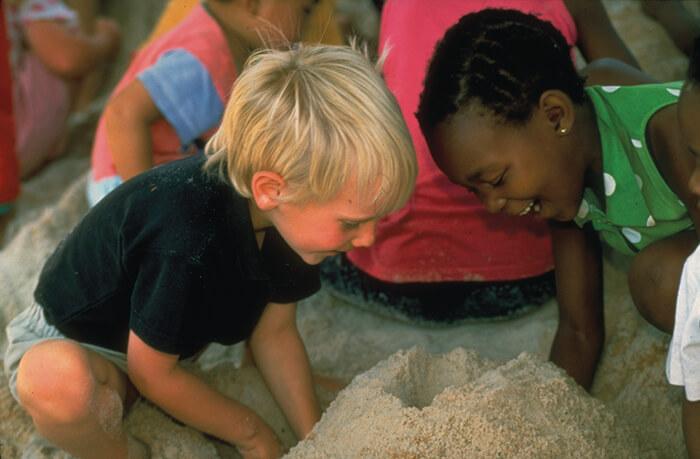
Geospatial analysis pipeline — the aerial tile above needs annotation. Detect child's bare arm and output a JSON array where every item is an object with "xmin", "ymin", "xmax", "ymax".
[
  {"xmin": 549, "ymin": 221, "xmax": 605, "ymax": 390},
  {"xmin": 683, "ymin": 399, "xmax": 700, "ymax": 458},
  {"xmin": 104, "ymin": 80, "xmax": 162, "ymax": 180},
  {"xmin": 126, "ymin": 331, "xmax": 282, "ymax": 457},
  {"xmin": 249, "ymin": 302, "xmax": 321, "ymax": 440},
  {"xmin": 564, "ymin": 0, "xmax": 640, "ymax": 69},
  {"xmin": 23, "ymin": 18, "xmax": 120, "ymax": 79}
]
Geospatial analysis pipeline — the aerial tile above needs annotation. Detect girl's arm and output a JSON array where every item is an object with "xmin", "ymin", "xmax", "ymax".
[
  {"xmin": 549, "ymin": 220, "xmax": 605, "ymax": 390},
  {"xmin": 23, "ymin": 17, "xmax": 120, "ymax": 79},
  {"xmin": 126, "ymin": 331, "xmax": 283, "ymax": 457},
  {"xmin": 564, "ymin": 0, "xmax": 640, "ymax": 69},
  {"xmin": 104, "ymin": 80, "xmax": 161, "ymax": 180},
  {"xmin": 249, "ymin": 302, "xmax": 321, "ymax": 440}
]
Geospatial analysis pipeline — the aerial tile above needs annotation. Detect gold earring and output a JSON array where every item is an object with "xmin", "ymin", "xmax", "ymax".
[{"xmin": 558, "ymin": 127, "xmax": 568, "ymax": 135}]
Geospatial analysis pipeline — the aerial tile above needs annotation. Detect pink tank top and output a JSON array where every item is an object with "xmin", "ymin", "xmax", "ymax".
[
  {"xmin": 90, "ymin": 5, "xmax": 236, "ymax": 181},
  {"xmin": 348, "ymin": 0, "xmax": 577, "ymax": 282}
]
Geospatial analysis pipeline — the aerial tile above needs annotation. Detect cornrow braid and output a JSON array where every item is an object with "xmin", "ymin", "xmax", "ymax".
[
  {"xmin": 689, "ymin": 36, "xmax": 700, "ymax": 83},
  {"xmin": 417, "ymin": 8, "xmax": 586, "ymax": 131}
]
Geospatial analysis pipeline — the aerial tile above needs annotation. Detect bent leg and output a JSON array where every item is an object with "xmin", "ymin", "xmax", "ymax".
[
  {"xmin": 628, "ymin": 231, "xmax": 697, "ymax": 333},
  {"xmin": 16, "ymin": 339, "xmax": 147, "ymax": 459}
]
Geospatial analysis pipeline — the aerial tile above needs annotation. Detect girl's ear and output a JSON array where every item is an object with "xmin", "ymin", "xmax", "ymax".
[
  {"xmin": 539, "ymin": 90, "xmax": 574, "ymax": 135},
  {"xmin": 250, "ymin": 171, "xmax": 285, "ymax": 210}
]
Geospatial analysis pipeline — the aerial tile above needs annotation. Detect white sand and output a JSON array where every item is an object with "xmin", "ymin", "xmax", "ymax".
[{"xmin": 0, "ymin": 1, "xmax": 696, "ymax": 457}]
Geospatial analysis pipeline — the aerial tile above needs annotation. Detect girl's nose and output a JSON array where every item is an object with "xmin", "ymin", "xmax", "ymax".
[{"xmin": 484, "ymin": 195, "xmax": 507, "ymax": 213}]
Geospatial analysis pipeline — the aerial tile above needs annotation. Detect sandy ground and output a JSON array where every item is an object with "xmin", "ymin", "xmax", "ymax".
[{"xmin": 0, "ymin": 1, "xmax": 698, "ymax": 458}]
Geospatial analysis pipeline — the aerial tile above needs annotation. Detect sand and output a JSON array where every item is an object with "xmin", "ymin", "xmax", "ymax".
[{"xmin": 0, "ymin": 1, "xmax": 696, "ymax": 458}]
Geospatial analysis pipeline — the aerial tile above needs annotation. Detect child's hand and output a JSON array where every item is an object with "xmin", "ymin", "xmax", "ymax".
[{"xmin": 235, "ymin": 415, "xmax": 284, "ymax": 459}]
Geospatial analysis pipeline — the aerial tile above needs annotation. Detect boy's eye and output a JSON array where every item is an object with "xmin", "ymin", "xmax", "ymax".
[{"xmin": 341, "ymin": 220, "xmax": 360, "ymax": 230}]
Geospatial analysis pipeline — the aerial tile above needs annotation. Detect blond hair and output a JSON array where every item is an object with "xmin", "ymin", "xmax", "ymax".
[{"xmin": 204, "ymin": 43, "xmax": 416, "ymax": 217}]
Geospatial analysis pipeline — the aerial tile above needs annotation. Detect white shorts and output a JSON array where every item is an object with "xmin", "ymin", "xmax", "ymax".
[{"xmin": 4, "ymin": 303, "xmax": 128, "ymax": 403}]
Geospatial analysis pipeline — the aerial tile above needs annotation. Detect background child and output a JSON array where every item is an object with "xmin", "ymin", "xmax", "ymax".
[
  {"xmin": 667, "ymin": 36, "xmax": 700, "ymax": 459},
  {"xmin": 87, "ymin": 0, "xmax": 317, "ymax": 206},
  {"xmin": 3, "ymin": 0, "xmax": 120, "ymax": 179},
  {"xmin": 326, "ymin": 0, "xmax": 640, "ymax": 325},
  {"xmin": 417, "ymin": 9, "xmax": 698, "ymax": 389},
  {"xmin": 4, "ymin": 44, "xmax": 417, "ymax": 458},
  {"xmin": 642, "ymin": 0, "xmax": 700, "ymax": 57}
]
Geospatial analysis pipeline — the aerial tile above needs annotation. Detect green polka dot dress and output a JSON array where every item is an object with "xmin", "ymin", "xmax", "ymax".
[{"xmin": 575, "ymin": 82, "xmax": 693, "ymax": 256}]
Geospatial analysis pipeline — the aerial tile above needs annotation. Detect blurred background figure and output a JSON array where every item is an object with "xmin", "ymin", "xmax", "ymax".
[
  {"xmin": 2, "ymin": 0, "xmax": 120, "ymax": 180},
  {"xmin": 642, "ymin": 0, "xmax": 700, "ymax": 57}
]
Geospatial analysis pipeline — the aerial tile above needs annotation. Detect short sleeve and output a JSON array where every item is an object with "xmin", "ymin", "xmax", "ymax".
[
  {"xmin": 137, "ymin": 49, "xmax": 224, "ymax": 147},
  {"xmin": 129, "ymin": 252, "xmax": 204, "ymax": 355}
]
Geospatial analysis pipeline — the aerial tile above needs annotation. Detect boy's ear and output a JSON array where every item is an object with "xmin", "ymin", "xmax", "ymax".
[
  {"xmin": 251, "ymin": 171, "xmax": 285, "ymax": 210},
  {"xmin": 539, "ymin": 90, "xmax": 574, "ymax": 135}
]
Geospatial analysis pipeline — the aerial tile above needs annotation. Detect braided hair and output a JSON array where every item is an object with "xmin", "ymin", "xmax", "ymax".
[{"xmin": 417, "ymin": 8, "xmax": 586, "ymax": 132}]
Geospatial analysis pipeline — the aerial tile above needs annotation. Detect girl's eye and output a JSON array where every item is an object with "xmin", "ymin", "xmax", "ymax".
[{"xmin": 489, "ymin": 173, "xmax": 505, "ymax": 187}]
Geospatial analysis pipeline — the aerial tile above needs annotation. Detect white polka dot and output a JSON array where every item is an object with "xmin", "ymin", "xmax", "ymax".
[
  {"xmin": 602, "ymin": 86, "xmax": 620, "ymax": 92},
  {"xmin": 577, "ymin": 200, "xmax": 589, "ymax": 219},
  {"xmin": 646, "ymin": 215, "xmax": 656, "ymax": 227},
  {"xmin": 635, "ymin": 174, "xmax": 643, "ymax": 189},
  {"xmin": 667, "ymin": 88, "xmax": 681, "ymax": 97},
  {"xmin": 631, "ymin": 138, "xmax": 643, "ymax": 148},
  {"xmin": 604, "ymin": 173, "xmax": 616, "ymax": 196},
  {"xmin": 622, "ymin": 227, "xmax": 642, "ymax": 244}
]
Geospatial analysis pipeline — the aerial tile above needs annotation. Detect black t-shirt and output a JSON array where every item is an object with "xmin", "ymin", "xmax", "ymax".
[{"xmin": 35, "ymin": 155, "xmax": 320, "ymax": 358}]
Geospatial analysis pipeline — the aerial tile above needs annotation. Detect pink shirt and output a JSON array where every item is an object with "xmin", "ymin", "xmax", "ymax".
[
  {"xmin": 348, "ymin": 0, "xmax": 577, "ymax": 282},
  {"xmin": 91, "ymin": 5, "xmax": 237, "ymax": 181}
]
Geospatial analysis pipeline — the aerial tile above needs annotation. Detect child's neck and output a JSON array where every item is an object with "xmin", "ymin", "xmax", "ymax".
[
  {"xmin": 205, "ymin": 1, "xmax": 255, "ymax": 73},
  {"xmin": 576, "ymin": 98, "xmax": 604, "ymax": 195}
]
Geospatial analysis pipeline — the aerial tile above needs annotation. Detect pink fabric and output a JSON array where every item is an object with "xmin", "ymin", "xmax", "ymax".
[
  {"xmin": 90, "ymin": 4, "xmax": 237, "ymax": 181},
  {"xmin": 14, "ymin": 52, "xmax": 70, "ymax": 176},
  {"xmin": 348, "ymin": 0, "xmax": 577, "ymax": 282},
  {"xmin": 6, "ymin": 0, "xmax": 76, "ymax": 178}
]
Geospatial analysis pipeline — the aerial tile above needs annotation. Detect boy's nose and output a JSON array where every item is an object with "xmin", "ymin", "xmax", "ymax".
[
  {"xmin": 483, "ymin": 195, "xmax": 507, "ymax": 213},
  {"xmin": 352, "ymin": 221, "xmax": 376, "ymax": 248}
]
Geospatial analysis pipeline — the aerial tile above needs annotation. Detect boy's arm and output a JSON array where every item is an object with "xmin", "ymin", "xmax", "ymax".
[
  {"xmin": 249, "ymin": 302, "xmax": 321, "ymax": 440},
  {"xmin": 23, "ymin": 18, "xmax": 120, "ymax": 79},
  {"xmin": 564, "ymin": 0, "xmax": 640, "ymax": 69},
  {"xmin": 104, "ymin": 80, "xmax": 162, "ymax": 180},
  {"xmin": 126, "ymin": 331, "xmax": 282, "ymax": 456},
  {"xmin": 549, "ymin": 220, "xmax": 605, "ymax": 390}
]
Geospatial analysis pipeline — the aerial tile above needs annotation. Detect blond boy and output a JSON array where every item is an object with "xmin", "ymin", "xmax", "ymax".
[{"xmin": 5, "ymin": 44, "xmax": 416, "ymax": 459}]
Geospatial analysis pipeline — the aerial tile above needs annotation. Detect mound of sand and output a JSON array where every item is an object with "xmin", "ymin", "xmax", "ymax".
[
  {"xmin": 288, "ymin": 348, "xmax": 640, "ymax": 458},
  {"xmin": 0, "ymin": 1, "xmax": 697, "ymax": 458}
]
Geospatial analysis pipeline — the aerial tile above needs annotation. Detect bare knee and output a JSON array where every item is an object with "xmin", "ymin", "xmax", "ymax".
[{"xmin": 17, "ymin": 340, "xmax": 98, "ymax": 425}]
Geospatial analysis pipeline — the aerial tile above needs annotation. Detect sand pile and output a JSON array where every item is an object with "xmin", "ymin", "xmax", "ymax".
[
  {"xmin": 0, "ymin": 1, "xmax": 697, "ymax": 458},
  {"xmin": 288, "ymin": 348, "xmax": 640, "ymax": 458}
]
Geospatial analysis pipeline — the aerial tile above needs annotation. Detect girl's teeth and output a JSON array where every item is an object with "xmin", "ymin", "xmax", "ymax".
[{"xmin": 519, "ymin": 201, "xmax": 534, "ymax": 216}]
